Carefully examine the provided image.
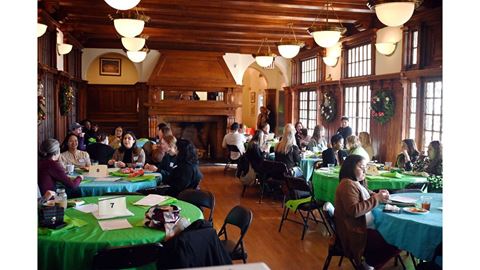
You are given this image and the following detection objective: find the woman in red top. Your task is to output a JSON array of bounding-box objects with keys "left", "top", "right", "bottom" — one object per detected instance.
[{"left": 38, "top": 138, "right": 83, "bottom": 195}]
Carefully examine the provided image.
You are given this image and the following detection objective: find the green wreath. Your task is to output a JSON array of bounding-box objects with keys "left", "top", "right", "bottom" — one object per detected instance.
[
  {"left": 320, "top": 91, "right": 336, "bottom": 122},
  {"left": 59, "top": 83, "right": 74, "bottom": 116},
  {"left": 371, "top": 90, "right": 395, "bottom": 124}
]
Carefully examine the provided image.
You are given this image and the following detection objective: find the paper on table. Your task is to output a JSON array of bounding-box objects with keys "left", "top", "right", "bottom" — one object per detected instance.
[
  {"left": 133, "top": 194, "right": 169, "bottom": 206},
  {"left": 75, "top": 203, "right": 98, "bottom": 213},
  {"left": 98, "top": 219, "right": 132, "bottom": 231},
  {"left": 94, "top": 177, "right": 121, "bottom": 182},
  {"left": 389, "top": 195, "right": 417, "bottom": 204},
  {"left": 92, "top": 209, "right": 134, "bottom": 220}
]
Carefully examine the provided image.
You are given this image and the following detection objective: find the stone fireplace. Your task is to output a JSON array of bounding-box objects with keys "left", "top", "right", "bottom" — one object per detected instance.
[{"left": 145, "top": 50, "right": 243, "bottom": 160}]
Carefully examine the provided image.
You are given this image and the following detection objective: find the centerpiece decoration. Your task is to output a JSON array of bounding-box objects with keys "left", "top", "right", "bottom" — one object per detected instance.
[
  {"left": 59, "top": 83, "right": 74, "bottom": 116},
  {"left": 371, "top": 90, "right": 395, "bottom": 124},
  {"left": 38, "top": 79, "right": 47, "bottom": 124},
  {"left": 320, "top": 91, "right": 336, "bottom": 122}
]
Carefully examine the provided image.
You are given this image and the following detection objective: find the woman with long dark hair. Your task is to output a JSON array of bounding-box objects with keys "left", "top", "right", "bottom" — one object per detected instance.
[
  {"left": 334, "top": 155, "right": 400, "bottom": 269},
  {"left": 59, "top": 133, "right": 92, "bottom": 169},
  {"left": 395, "top": 139, "right": 420, "bottom": 171},
  {"left": 414, "top": 140, "right": 443, "bottom": 176},
  {"left": 307, "top": 124, "right": 328, "bottom": 152},
  {"left": 108, "top": 131, "right": 145, "bottom": 168},
  {"left": 166, "top": 139, "right": 203, "bottom": 197},
  {"left": 246, "top": 130, "right": 266, "bottom": 172}
]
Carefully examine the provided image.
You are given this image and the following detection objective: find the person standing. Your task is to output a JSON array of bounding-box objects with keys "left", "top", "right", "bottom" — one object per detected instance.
[
  {"left": 222, "top": 122, "right": 246, "bottom": 161},
  {"left": 256, "top": 106, "right": 270, "bottom": 130},
  {"left": 266, "top": 105, "right": 276, "bottom": 134},
  {"left": 336, "top": 116, "right": 353, "bottom": 148}
]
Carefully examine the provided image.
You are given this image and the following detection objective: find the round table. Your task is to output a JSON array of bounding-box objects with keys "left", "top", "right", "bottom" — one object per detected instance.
[
  {"left": 38, "top": 195, "right": 203, "bottom": 270},
  {"left": 299, "top": 157, "right": 321, "bottom": 181},
  {"left": 78, "top": 175, "right": 160, "bottom": 197},
  {"left": 312, "top": 169, "right": 428, "bottom": 203},
  {"left": 372, "top": 193, "right": 442, "bottom": 261}
]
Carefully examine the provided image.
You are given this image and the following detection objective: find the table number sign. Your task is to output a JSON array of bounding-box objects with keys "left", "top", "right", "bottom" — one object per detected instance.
[{"left": 93, "top": 197, "right": 134, "bottom": 219}]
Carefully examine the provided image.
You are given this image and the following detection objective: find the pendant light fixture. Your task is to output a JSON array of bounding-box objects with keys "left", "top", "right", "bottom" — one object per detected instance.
[
  {"left": 57, "top": 43, "right": 73, "bottom": 55},
  {"left": 127, "top": 48, "right": 149, "bottom": 63},
  {"left": 104, "top": 0, "right": 141, "bottom": 10},
  {"left": 109, "top": 12, "right": 150, "bottom": 38},
  {"left": 375, "top": 26, "right": 402, "bottom": 56},
  {"left": 254, "top": 38, "right": 276, "bottom": 68},
  {"left": 308, "top": 1, "right": 346, "bottom": 48},
  {"left": 367, "top": 0, "right": 422, "bottom": 27},
  {"left": 276, "top": 23, "right": 305, "bottom": 59},
  {"left": 37, "top": 23, "right": 47, "bottom": 37},
  {"left": 121, "top": 36, "right": 147, "bottom": 51},
  {"left": 323, "top": 42, "right": 342, "bottom": 67}
]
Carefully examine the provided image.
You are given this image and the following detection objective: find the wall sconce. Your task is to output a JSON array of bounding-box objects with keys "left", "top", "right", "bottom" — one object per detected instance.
[
  {"left": 375, "top": 26, "right": 402, "bottom": 56},
  {"left": 323, "top": 42, "right": 341, "bottom": 67},
  {"left": 37, "top": 23, "right": 47, "bottom": 38},
  {"left": 57, "top": 43, "right": 73, "bottom": 55}
]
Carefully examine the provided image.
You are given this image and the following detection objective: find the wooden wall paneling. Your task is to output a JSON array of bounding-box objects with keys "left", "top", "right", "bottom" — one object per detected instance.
[{"left": 136, "top": 83, "right": 150, "bottom": 138}]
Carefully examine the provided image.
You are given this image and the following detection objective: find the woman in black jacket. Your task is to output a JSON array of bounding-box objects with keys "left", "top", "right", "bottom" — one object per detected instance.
[
  {"left": 166, "top": 139, "right": 203, "bottom": 197},
  {"left": 246, "top": 130, "right": 267, "bottom": 172}
]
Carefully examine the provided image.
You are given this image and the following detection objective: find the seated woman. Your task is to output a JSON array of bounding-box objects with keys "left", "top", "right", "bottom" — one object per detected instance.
[
  {"left": 144, "top": 134, "right": 178, "bottom": 182},
  {"left": 38, "top": 138, "right": 83, "bottom": 195},
  {"left": 144, "top": 124, "right": 173, "bottom": 164},
  {"left": 108, "top": 131, "right": 145, "bottom": 168},
  {"left": 359, "top": 132, "right": 374, "bottom": 161},
  {"left": 86, "top": 133, "right": 115, "bottom": 165},
  {"left": 59, "top": 133, "right": 92, "bottom": 169},
  {"left": 165, "top": 139, "right": 203, "bottom": 197},
  {"left": 414, "top": 140, "right": 443, "bottom": 176},
  {"left": 396, "top": 139, "right": 420, "bottom": 171},
  {"left": 108, "top": 126, "right": 123, "bottom": 150},
  {"left": 246, "top": 130, "right": 267, "bottom": 172},
  {"left": 346, "top": 135, "right": 370, "bottom": 163},
  {"left": 275, "top": 123, "right": 302, "bottom": 174},
  {"left": 334, "top": 155, "right": 400, "bottom": 269},
  {"left": 307, "top": 125, "right": 328, "bottom": 152},
  {"left": 321, "top": 134, "right": 348, "bottom": 167},
  {"left": 294, "top": 121, "right": 309, "bottom": 149}
]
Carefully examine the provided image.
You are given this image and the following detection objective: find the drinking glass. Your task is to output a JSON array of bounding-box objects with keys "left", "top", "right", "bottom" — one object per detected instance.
[
  {"left": 384, "top": 161, "right": 392, "bottom": 171},
  {"left": 66, "top": 164, "right": 75, "bottom": 175},
  {"left": 420, "top": 196, "right": 432, "bottom": 210},
  {"left": 327, "top": 163, "right": 335, "bottom": 174}
]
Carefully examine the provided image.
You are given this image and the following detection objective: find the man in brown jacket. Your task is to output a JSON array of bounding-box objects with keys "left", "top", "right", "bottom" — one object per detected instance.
[{"left": 334, "top": 155, "right": 399, "bottom": 269}]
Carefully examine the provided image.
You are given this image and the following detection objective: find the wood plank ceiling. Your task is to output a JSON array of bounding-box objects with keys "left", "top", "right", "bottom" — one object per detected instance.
[{"left": 40, "top": 0, "right": 379, "bottom": 55}]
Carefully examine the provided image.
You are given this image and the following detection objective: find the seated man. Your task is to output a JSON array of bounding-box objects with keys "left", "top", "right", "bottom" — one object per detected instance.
[
  {"left": 222, "top": 122, "right": 246, "bottom": 161},
  {"left": 321, "top": 134, "right": 348, "bottom": 167},
  {"left": 86, "top": 133, "right": 115, "bottom": 165}
]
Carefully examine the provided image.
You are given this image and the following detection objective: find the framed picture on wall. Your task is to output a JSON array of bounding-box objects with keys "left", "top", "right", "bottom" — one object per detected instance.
[
  {"left": 250, "top": 91, "right": 256, "bottom": 103},
  {"left": 99, "top": 58, "right": 121, "bottom": 76}
]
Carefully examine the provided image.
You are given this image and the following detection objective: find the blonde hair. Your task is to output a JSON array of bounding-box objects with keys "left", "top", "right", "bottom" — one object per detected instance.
[
  {"left": 346, "top": 135, "right": 361, "bottom": 149},
  {"left": 358, "top": 132, "right": 372, "bottom": 147},
  {"left": 275, "top": 123, "right": 297, "bottom": 154},
  {"left": 163, "top": 134, "right": 177, "bottom": 153}
]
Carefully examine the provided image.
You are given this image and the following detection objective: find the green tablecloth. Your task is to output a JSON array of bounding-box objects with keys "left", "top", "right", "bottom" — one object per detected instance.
[
  {"left": 312, "top": 169, "right": 428, "bottom": 203},
  {"left": 38, "top": 195, "right": 203, "bottom": 270}
]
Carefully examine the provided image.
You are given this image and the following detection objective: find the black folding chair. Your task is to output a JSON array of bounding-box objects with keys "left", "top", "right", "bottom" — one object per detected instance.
[
  {"left": 177, "top": 189, "right": 215, "bottom": 222},
  {"left": 92, "top": 242, "right": 163, "bottom": 270},
  {"left": 278, "top": 176, "right": 327, "bottom": 240},
  {"left": 140, "top": 184, "right": 172, "bottom": 196},
  {"left": 416, "top": 242, "right": 442, "bottom": 270},
  {"left": 218, "top": 205, "right": 253, "bottom": 264},
  {"left": 224, "top": 144, "right": 242, "bottom": 174},
  {"left": 257, "top": 160, "right": 289, "bottom": 204}
]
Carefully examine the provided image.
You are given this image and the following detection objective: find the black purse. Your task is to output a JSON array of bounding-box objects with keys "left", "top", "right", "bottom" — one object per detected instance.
[{"left": 39, "top": 205, "right": 66, "bottom": 229}]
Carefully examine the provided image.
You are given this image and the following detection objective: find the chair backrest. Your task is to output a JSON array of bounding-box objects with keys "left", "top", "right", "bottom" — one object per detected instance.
[
  {"left": 177, "top": 189, "right": 215, "bottom": 221},
  {"left": 226, "top": 144, "right": 241, "bottom": 153},
  {"left": 284, "top": 175, "right": 311, "bottom": 200},
  {"left": 260, "top": 160, "right": 289, "bottom": 180},
  {"left": 92, "top": 242, "right": 163, "bottom": 270},
  {"left": 322, "top": 202, "right": 336, "bottom": 235},
  {"left": 218, "top": 205, "right": 253, "bottom": 253}
]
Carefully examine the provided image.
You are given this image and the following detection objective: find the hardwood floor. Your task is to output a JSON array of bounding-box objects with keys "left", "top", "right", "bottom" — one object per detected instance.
[{"left": 197, "top": 165, "right": 415, "bottom": 270}]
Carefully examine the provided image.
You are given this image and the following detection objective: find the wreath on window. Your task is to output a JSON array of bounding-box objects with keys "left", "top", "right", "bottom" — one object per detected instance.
[
  {"left": 320, "top": 91, "right": 336, "bottom": 122},
  {"left": 371, "top": 90, "right": 395, "bottom": 124},
  {"left": 59, "top": 83, "right": 74, "bottom": 116},
  {"left": 38, "top": 79, "right": 46, "bottom": 125}
]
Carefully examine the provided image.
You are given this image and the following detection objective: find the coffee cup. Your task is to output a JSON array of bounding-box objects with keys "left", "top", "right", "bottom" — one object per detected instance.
[{"left": 66, "top": 164, "right": 75, "bottom": 175}]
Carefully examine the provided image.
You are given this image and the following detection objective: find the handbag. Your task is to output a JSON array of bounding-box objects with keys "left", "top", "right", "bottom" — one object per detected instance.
[
  {"left": 38, "top": 205, "right": 66, "bottom": 229},
  {"left": 144, "top": 204, "right": 181, "bottom": 230},
  {"left": 290, "top": 166, "right": 304, "bottom": 178}
]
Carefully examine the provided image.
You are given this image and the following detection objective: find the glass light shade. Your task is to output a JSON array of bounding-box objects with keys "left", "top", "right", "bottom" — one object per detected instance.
[
  {"left": 311, "top": 30, "right": 342, "bottom": 48},
  {"left": 326, "top": 42, "right": 342, "bottom": 58},
  {"left": 114, "top": 19, "right": 145, "bottom": 38},
  {"left": 255, "top": 55, "right": 275, "bottom": 68},
  {"left": 37, "top": 23, "right": 47, "bottom": 37},
  {"left": 57, "top": 43, "right": 73, "bottom": 55},
  {"left": 104, "top": 0, "right": 141, "bottom": 10},
  {"left": 375, "top": 42, "right": 396, "bottom": 55},
  {"left": 127, "top": 50, "right": 147, "bottom": 63},
  {"left": 375, "top": 2, "right": 415, "bottom": 27},
  {"left": 121, "top": 37, "right": 146, "bottom": 51},
  {"left": 323, "top": 56, "right": 338, "bottom": 67},
  {"left": 376, "top": 26, "right": 402, "bottom": 43},
  {"left": 277, "top": 44, "right": 301, "bottom": 59}
]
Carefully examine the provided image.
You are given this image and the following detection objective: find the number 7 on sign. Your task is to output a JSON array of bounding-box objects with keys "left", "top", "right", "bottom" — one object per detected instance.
[{"left": 98, "top": 197, "right": 127, "bottom": 216}]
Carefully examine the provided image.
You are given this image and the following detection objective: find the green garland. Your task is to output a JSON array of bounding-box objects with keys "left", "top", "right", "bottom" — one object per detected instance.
[
  {"left": 320, "top": 91, "right": 336, "bottom": 122},
  {"left": 371, "top": 90, "right": 395, "bottom": 124},
  {"left": 59, "top": 83, "right": 74, "bottom": 116}
]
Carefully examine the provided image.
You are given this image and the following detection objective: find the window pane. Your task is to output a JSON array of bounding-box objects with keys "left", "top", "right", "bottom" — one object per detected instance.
[
  {"left": 434, "top": 99, "right": 441, "bottom": 114},
  {"left": 435, "top": 82, "right": 442, "bottom": 97},
  {"left": 426, "top": 99, "right": 433, "bottom": 114},
  {"left": 411, "top": 99, "right": 416, "bottom": 113},
  {"left": 410, "top": 114, "right": 416, "bottom": 127},
  {"left": 411, "top": 83, "right": 417, "bottom": 97},
  {"left": 409, "top": 129, "right": 416, "bottom": 139},
  {"left": 425, "top": 115, "right": 433, "bottom": 130},
  {"left": 426, "top": 82, "right": 434, "bottom": 97},
  {"left": 433, "top": 132, "right": 440, "bottom": 141},
  {"left": 433, "top": 116, "right": 441, "bottom": 131}
]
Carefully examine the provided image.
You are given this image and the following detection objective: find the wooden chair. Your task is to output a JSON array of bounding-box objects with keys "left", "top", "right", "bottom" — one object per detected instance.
[
  {"left": 92, "top": 242, "right": 163, "bottom": 269},
  {"left": 177, "top": 189, "right": 215, "bottom": 222},
  {"left": 218, "top": 205, "right": 253, "bottom": 264}
]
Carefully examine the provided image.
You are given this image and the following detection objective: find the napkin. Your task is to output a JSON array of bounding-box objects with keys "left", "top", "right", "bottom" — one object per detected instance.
[
  {"left": 383, "top": 204, "right": 401, "bottom": 213},
  {"left": 38, "top": 215, "right": 87, "bottom": 236}
]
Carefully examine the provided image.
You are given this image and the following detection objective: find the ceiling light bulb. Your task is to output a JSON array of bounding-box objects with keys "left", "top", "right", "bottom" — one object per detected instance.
[
  {"left": 104, "top": 0, "right": 141, "bottom": 10},
  {"left": 121, "top": 37, "right": 146, "bottom": 51}
]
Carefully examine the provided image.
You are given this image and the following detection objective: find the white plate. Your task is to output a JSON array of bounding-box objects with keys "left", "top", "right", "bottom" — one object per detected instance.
[{"left": 403, "top": 207, "right": 429, "bottom": 215}]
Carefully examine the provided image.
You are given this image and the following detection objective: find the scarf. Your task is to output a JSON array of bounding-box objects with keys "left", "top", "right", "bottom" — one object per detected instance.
[{"left": 353, "top": 181, "right": 375, "bottom": 229}]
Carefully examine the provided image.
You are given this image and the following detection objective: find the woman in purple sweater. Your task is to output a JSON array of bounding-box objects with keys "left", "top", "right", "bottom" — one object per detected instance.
[{"left": 38, "top": 138, "right": 83, "bottom": 195}]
